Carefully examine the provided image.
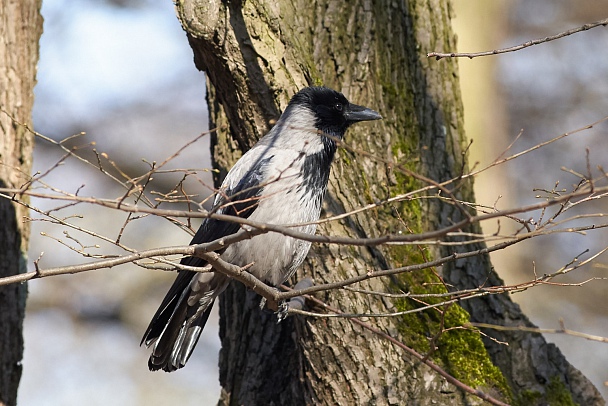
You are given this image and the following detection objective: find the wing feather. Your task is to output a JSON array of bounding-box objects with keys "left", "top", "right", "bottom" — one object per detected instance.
[{"left": 142, "top": 151, "right": 274, "bottom": 371}]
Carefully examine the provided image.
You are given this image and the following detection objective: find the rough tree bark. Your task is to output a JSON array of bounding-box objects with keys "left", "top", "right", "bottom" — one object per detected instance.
[
  {"left": 0, "top": 0, "right": 42, "bottom": 405},
  {"left": 175, "top": 0, "right": 604, "bottom": 405}
]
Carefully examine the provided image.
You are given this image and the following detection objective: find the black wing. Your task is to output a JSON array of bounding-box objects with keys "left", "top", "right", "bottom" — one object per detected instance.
[
  {"left": 184, "top": 154, "right": 275, "bottom": 266},
  {"left": 141, "top": 154, "right": 274, "bottom": 369}
]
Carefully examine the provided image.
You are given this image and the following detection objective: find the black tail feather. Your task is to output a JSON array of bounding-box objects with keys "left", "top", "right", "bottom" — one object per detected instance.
[
  {"left": 147, "top": 300, "right": 214, "bottom": 372},
  {"left": 147, "top": 296, "right": 189, "bottom": 371},
  {"left": 142, "top": 269, "right": 227, "bottom": 372},
  {"left": 142, "top": 270, "right": 195, "bottom": 347}
]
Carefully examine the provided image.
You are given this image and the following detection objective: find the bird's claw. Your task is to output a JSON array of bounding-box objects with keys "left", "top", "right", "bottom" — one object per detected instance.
[
  {"left": 276, "top": 301, "right": 289, "bottom": 323},
  {"left": 275, "top": 277, "right": 314, "bottom": 323}
]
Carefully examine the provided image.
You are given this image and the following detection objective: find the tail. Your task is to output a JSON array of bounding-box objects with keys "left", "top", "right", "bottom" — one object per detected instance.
[{"left": 141, "top": 270, "right": 227, "bottom": 372}]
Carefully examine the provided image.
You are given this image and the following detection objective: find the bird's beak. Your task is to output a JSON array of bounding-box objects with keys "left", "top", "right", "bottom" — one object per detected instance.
[{"left": 345, "top": 103, "right": 382, "bottom": 122}]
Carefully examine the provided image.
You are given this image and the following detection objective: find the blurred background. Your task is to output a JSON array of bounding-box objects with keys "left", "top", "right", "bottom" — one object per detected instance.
[{"left": 20, "top": 0, "right": 608, "bottom": 404}]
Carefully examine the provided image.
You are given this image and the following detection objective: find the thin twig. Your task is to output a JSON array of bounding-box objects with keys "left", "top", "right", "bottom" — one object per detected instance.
[
  {"left": 470, "top": 321, "right": 608, "bottom": 344},
  {"left": 428, "top": 18, "right": 608, "bottom": 60}
]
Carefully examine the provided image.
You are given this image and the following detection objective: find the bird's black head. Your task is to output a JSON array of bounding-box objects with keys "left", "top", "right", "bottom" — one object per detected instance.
[{"left": 288, "top": 87, "right": 382, "bottom": 138}]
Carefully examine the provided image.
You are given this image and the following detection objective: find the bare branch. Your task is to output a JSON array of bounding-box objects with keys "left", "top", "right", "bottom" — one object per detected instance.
[
  {"left": 4, "top": 181, "right": 608, "bottom": 250},
  {"left": 469, "top": 321, "right": 608, "bottom": 344},
  {"left": 428, "top": 18, "right": 608, "bottom": 60}
]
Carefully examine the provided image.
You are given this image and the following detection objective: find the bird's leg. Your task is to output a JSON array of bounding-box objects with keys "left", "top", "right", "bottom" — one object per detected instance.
[{"left": 276, "top": 277, "right": 314, "bottom": 323}]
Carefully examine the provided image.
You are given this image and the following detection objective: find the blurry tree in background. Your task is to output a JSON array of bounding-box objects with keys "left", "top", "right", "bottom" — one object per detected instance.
[
  {"left": 0, "top": 0, "right": 42, "bottom": 405},
  {"left": 500, "top": 3, "right": 608, "bottom": 320},
  {"left": 455, "top": 3, "right": 608, "bottom": 401}
]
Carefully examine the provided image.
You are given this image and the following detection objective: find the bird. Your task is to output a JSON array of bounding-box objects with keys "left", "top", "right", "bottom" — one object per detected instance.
[{"left": 142, "top": 86, "right": 382, "bottom": 372}]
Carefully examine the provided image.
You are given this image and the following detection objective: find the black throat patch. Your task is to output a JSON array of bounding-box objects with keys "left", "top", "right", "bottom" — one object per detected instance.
[{"left": 298, "top": 135, "right": 337, "bottom": 205}]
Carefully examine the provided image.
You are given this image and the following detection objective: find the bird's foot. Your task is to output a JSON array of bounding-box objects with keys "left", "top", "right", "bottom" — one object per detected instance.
[
  {"left": 276, "top": 301, "right": 290, "bottom": 323},
  {"left": 275, "top": 277, "right": 314, "bottom": 323}
]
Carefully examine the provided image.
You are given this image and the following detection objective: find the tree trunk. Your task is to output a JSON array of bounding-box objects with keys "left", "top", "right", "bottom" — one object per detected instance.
[
  {"left": 0, "top": 0, "right": 42, "bottom": 405},
  {"left": 176, "top": 0, "right": 604, "bottom": 404}
]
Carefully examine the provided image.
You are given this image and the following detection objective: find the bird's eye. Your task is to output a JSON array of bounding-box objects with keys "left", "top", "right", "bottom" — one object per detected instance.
[{"left": 334, "top": 103, "right": 343, "bottom": 112}]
